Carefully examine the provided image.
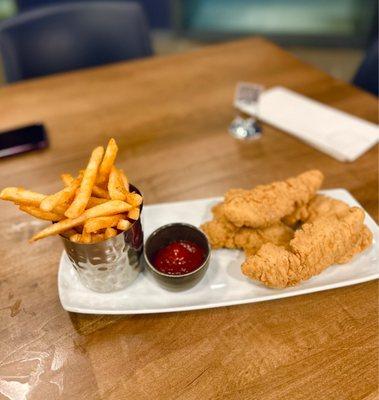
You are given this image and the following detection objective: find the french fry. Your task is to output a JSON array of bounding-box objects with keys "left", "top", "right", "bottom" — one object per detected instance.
[
  {"left": 81, "top": 230, "right": 92, "bottom": 244},
  {"left": 61, "top": 173, "right": 74, "bottom": 186},
  {"left": 125, "top": 192, "right": 143, "bottom": 207},
  {"left": 40, "top": 173, "right": 82, "bottom": 212},
  {"left": 84, "top": 215, "right": 122, "bottom": 233},
  {"left": 57, "top": 173, "right": 83, "bottom": 203},
  {"left": 65, "top": 146, "right": 104, "bottom": 219},
  {"left": 1, "top": 139, "right": 143, "bottom": 245},
  {"left": 70, "top": 231, "right": 94, "bottom": 244},
  {"left": 108, "top": 166, "right": 127, "bottom": 201},
  {"left": 91, "top": 233, "right": 105, "bottom": 243},
  {"left": 14, "top": 195, "right": 67, "bottom": 216},
  {"left": 69, "top": 233, "right": 82, "bottom": 243},
  {"left": 0, "top": 187, "right": 46, "bottom": 207},
  {"left": 104, "top": 227, "right": 117, "bottom": 239},
  {"left": 86, "top": 197, "right": 108, "bottom": 208},
  {"left": 31, "top": 200, "right": 132, "bottom": 241},
  {"left": 119, "top": 169, "right": 129, "bottom": 192},
  {"left": 19, "top": 205, "right": 64, "bottom": 221},
  {"left": 117, "top": 219, "right": 131, "bottom": 231},
  {"left": 61, "top": 229, "right": 78, "bottom": 238},
  {"left": 97, "top": 138, "right": 118, "bottom": 186},
  {"left": 128, "top": 207, "right": 140, "bottom": 220},
  {"left": 92, "top": 185, "right": 110, "bottom": 199},
  {"left": 44, "top": 203, "right": 68, "bottom": 216}
]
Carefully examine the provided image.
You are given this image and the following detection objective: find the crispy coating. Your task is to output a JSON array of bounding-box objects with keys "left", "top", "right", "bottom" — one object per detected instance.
[
  {"left": 283, "top": 194, "right": 351, "bottom": 227},
  {"left": 201, "top": 203, "right": 294, "bottom": 254},
  {"left": 223, "top": 170, "right": 324, "bottom": 228},
  {"left": 241, "top": 207, "right": 373, "bottom": 288}
]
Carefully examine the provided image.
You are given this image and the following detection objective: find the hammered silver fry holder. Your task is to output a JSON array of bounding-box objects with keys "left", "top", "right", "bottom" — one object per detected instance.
[{"left": 61, "top": 186, "right": 144, "bottom": 293}]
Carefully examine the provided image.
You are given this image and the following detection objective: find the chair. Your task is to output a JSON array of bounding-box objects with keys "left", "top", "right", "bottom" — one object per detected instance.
[
  {"left": 0, "top": 1, "right": 153, "bottom": 83},
  {"left": 353, "top": 39, "right": 378, "bottom": 96},
  {"left": 15, "top": 0, "right": 171, "bottom": 29},
  {"left": 16, "top": 0, "right": 78, "bottom": 11}
]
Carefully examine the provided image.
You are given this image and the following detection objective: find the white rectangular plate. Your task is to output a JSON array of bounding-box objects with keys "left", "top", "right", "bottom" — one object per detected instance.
[{"left": 58, "top": 189, "right": 379, "bottom": 314}]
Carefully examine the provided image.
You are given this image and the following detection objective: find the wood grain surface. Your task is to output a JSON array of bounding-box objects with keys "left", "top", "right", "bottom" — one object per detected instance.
[{"left": 0, "top": 38, "right": 377, "bottom": 400}]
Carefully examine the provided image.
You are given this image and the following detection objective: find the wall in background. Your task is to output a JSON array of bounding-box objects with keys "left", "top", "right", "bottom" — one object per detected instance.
[{"left": 174, "top": 0, "right": 377, "bottom": 47}]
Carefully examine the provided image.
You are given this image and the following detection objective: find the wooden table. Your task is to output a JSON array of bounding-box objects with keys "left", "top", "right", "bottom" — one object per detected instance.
[{"left": 0, "top": 38, "right": 377, "bottom": 400}]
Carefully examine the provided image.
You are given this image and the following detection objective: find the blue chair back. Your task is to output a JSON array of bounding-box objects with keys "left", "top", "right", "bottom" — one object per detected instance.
[
  {"left": 16, "top": 0, "right": 79, "bottom": 11},
  {"left": 16, "top": 0, "right": 171, "bottom": 29},
  {"left": 0, "top": 1, "right": 153, "bottom": 83},
  {"left": 353, "top": 39, "right": 378, "bottom": 96}
]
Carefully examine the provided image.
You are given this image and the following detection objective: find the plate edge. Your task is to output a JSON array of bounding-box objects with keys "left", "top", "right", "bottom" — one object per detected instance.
[{"left": 60, "top": 274, "right": 379, "bottom": 315}]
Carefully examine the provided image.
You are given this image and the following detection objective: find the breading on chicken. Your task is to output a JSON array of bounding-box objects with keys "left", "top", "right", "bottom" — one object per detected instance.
[
  {"left": 201, "top": 203, "right": 294, "bottom": 254},
  {"left": 282, "top": 194, "right": 351, "bottom": 227},
  {"left": 201, "top": 204, "right": 238, "bottom": 249},
  {"left": 222, "top": 170, "right": 324, "bottom": 228},
  {"left": 241, "top": 207, "right": 373, "bottom": 288},
  {"left": 201, "top": 170, "right": 373, "bottom": 288}
]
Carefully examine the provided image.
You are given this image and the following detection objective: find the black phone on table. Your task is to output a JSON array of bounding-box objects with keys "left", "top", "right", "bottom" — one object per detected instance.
[{"left": 0, "top": 124, "right": 49, "bottom": 158}]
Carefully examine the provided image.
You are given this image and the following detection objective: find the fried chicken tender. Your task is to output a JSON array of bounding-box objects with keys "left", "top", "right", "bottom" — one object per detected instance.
[
  {"left": 282, "top": 194, "right": 351, "bottom": 227},
  {"left": 201, "top": 203, "right": 294, "bottom": 254},
  {"left": 223, "top": 170, "right": 324, "bottom": 228},
  {"left": 241, "top": 207, "right": 373, "bottom": 288}
]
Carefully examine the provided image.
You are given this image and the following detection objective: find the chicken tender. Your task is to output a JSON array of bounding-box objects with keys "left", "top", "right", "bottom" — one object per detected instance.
[
  {"left": 201, "top": 203, "right": 294, "bottom": 254},
  {"left": 223, "top": 170, "right": 324, "bottom": 228},
  {"left": 241, "top": 207, "right": 373, "bottom": 288},
  {"left": 283, "top": 194, "right": 351, "bottom": 227}
]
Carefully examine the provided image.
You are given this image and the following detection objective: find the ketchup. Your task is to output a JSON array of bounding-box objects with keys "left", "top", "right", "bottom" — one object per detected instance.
[{"left": 153, "top": 240, "right": 205, "bottom": 275}]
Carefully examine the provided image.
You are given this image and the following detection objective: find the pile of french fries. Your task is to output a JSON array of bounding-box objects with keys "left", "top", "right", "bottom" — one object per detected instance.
[{"left": 0, "top": 138, "right": 142, "bottom": 243}]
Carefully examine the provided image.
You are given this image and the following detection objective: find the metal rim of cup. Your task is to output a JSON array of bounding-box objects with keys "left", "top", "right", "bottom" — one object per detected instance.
[{"left": 143, "top": 222, "right": 211, "bottom": 279}]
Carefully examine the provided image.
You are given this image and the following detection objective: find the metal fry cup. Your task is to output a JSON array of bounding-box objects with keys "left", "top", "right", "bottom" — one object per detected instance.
[{"left": 61, "top": 185, "right": 143, "bottom": 293}]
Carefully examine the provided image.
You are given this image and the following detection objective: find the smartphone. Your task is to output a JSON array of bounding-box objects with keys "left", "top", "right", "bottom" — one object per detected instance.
[{"left": 0, "top": 124, "right": 49, "bottom": 158}]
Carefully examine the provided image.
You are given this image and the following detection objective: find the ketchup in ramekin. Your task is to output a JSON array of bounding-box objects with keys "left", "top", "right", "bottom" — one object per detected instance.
[
  {"left": 153, "top": 240, "right": 206, "bottom": 275},
  {"left": 144, "top": 223, "right": 210, "bottom": 289}
]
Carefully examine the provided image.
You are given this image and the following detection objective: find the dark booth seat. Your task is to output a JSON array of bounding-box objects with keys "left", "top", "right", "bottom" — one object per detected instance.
[{"left": 0, "top": 1, "right": 153, "bottom": 83}]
